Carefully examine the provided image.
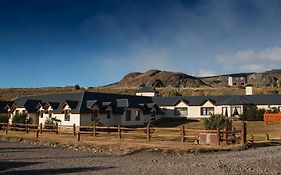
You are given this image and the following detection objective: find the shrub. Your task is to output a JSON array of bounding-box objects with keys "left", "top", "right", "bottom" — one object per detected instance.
[
  {"left": 0, "top": 114, "right": 9, "bottom": 123},
  {"left": 240, "top": 106, "right": 265, "bottom": 121},
  {"left": 204, "top": 114, "right": 232, "bottom": 130},
  {"left": 44, "top": 117, "right": 61, "bottom": 129},
  {"left": 12, "top": 112, "right": 32, "bottom": 124}
]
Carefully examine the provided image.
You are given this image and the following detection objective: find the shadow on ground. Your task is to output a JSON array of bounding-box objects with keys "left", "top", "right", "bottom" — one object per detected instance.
[{"left": 2, "top": 165, "right": 115, "bottom": 175}]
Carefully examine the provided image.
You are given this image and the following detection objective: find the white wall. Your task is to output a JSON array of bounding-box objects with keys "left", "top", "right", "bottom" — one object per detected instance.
[{"left": 136, "top": 92, "right": 156, "bottom": 97}]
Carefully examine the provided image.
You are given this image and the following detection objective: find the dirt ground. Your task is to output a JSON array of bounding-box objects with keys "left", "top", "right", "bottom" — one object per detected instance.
[{"left": 1, "top": 138, "right": 281, "bottom": 175}]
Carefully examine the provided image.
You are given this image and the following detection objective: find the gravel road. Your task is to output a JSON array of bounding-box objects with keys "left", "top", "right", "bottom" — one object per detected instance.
[{"left": 1, "top": 140, "right": 281, "bottom": 175}]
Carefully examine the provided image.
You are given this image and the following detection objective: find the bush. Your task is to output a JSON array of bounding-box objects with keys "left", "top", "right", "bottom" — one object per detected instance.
[
  {"left": 204, "top": 114, "right": 232, "bottom": 130},
  {"left": 12, "top": 112, "right": 32, "bottom": 124},
  {"left": 240, "top": 106, "right": 265, "bottom": 121},
  {"left": 0, "top": 114, "right": 9, "bottom": 123}
]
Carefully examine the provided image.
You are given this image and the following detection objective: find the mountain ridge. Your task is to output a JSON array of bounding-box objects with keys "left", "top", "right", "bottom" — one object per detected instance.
[{"left": 106, "top": 69, "right": 281, "bottom": 88}]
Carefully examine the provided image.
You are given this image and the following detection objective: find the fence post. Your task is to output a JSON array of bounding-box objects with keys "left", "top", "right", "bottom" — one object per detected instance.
[
  {"left": 181, "top": 126, "right": 185, "bottom": 142},
  {"left": 265, "top": 133, "right": 269, "bottom": 141},
  {"left": 77, "top": 132, "right": 80, "bottom": 142},
  {"left": 36, "top": 130, "right": 39, "bottom": 138},
  {"left": 73, "top": 124, "right": 76, "bottom": 136},
  {"left": 241, "top": 121, "right": 247, "bottom": 144},
  {"left": 118, "top": 125, "right": 121, "bottom": 139},
  {"left": 93, "top": 124, "right": 96, "bottom": 137},
  {"left": 3, "top": 122, "right": 5, "bottom": 131},
  {"left": 217, "top": 128, "right": 221, "bottom": 146},
  {"left": 26, "top": 123, "right": 28, "bottom": 133},
  {"left": 40, "top": 123, "right": 43, "bottom": 134},
  {"left": 147, "top": 124, "right": 150, "bottom": 140},
  {"left": 5, "top": 128, "right": 8, "bottom": 135},
  {"left": 224, "top": 127, "right": 228, "bottom": 145},
  {"left": 55, "top": 123, "right": 58, "bottom": 134},
  {"left": 14, "top": 123, "right": 16, "bottom": 132}
]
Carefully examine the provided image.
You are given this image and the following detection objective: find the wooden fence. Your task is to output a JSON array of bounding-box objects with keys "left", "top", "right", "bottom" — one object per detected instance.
[
  {"left": 0, "top": 122, "right": 247, "bottom": 146},
  {"left": 264, "top": 113, "right": 281, "bottom": 125}
]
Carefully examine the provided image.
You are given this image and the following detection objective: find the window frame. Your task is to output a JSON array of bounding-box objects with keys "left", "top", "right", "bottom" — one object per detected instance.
[
  {"left": 135, "top": 110, "right": 140, "bottom": 121},
  {"left": 64, "top": 110, "right": 70, "bottom": 121},
  {"left": 200, "top": 107, "right": 214, "bottom": 116}
]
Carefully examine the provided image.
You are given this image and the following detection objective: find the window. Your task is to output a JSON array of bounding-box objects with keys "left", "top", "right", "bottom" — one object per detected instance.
[
  {"left": 106, "top": 110, "right": 111, "bottom": 119},
  {"left": 126, "top": 110, "right": 131, "bottom": 121},
  {"left": 231, "top": 107, "right": 241, "bottom": 116},
  {"left": 91, "top": 110, "right": 98, "bottom": 121},
  {"left": 135, "top": 110, "right": 140, "bottom": 121},
  {"left": 233, "top": 83, "right": 237, "bottom": 85},
  {"left": 64, "top": 110, "right": 70, "bottom": 121},
  {"left": 22, "top": 110, "right": 27, "bottom": 114},
  {"left": 200, "top": 107, "right": 214, "bottom": 116},
  {"left": 174, "top": 107, "right": 188, "bottom": 116},
  {"left": 222, "top": 107, "right": 228, "bottom": 117}
]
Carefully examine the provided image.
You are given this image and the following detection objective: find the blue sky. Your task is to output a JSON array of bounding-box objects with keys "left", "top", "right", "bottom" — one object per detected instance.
[{"left": 1, "top": 0, "right": 281, "bottom": 88}]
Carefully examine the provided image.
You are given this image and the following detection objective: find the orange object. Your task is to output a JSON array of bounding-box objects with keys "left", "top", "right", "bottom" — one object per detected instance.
[{"left": 264, "top": 113, "right": 281, "bottom": 125}]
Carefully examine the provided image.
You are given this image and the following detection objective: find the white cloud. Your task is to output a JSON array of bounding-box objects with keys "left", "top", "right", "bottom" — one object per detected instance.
[
  {"left": 198, "top": 69, "right": 215, "bottom": 77},
  {"left": 216, "top": 47, "right": 281, "bottom": 72}
]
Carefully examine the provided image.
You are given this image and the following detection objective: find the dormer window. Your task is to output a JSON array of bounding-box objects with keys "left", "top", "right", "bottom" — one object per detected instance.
[{"left": 64, "top": 110, "right": 70, "bottom": 121}]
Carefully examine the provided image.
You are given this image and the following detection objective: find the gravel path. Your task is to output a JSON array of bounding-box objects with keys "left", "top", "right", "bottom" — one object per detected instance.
[{"left": 1, "top": 140, "right": 281, "bottom": 175}]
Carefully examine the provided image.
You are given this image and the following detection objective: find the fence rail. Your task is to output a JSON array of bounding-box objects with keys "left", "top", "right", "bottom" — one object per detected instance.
[{"left": 0, "top": 122, "right": 246, "bottom": 146}]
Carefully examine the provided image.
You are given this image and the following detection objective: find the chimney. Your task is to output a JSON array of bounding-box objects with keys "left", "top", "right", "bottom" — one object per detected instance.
[{"left": 245, "top": 85, "right": 253, "bottom": 95}]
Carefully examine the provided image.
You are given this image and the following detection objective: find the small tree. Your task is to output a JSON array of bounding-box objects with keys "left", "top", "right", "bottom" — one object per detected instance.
[
  {"left": 240, "top": 106, "right": 265, "bottom": 121},
  {"left": 204, "top": 114, "right": 232, "bottom": 130},
  {"left": 12, "top": 113, "right": 32, "bottom": 124},
  {"left": 92, "top": 115, "right": 102, "bottom": 126},
  {"left": 44, "top": 117, "right": 61, "bottom": 129}
]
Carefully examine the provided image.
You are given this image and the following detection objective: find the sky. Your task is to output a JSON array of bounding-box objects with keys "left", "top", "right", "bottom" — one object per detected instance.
[{"left": 1, "top": 0, "right": 281, "bottom": 88}]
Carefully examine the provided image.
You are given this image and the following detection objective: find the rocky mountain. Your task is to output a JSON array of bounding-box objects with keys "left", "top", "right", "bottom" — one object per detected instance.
[
  {"left": 107, "top": 70, "right": 208, "bottom": 88},
  {"left": 107, "top": 69, "right": 281, "bottom": 88},
  {"left": 202, "top": 69, "right": 281, "bottom": 87}
]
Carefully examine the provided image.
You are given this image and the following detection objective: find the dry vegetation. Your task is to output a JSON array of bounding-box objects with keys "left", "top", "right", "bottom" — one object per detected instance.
[{"left": 0, "top": 86, "right": 280, "bottom": 101}]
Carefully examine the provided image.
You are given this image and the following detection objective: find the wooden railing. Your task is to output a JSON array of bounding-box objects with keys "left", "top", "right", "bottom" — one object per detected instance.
[
  {"left": 264, "top": 113, "right": 281, "bottom": 125},
  {"left": 0, "top": 122, "right": 246, "bottom": 146}
]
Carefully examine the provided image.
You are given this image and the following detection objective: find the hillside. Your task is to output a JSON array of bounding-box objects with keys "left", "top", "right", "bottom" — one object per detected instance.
[
  {"left": 0, "top": 86, "right": 280, "bottom": 101},
  {"left": 106, "top": 70, "right": 208, "bottom": 88},
  {"left": 0, "top": 69, "right": 281, "bottom": 101},
  {"left": 106, "top": 69, "right": 281, "bottom": 88},
  {"left": 202, "top": 69, "right": 281, "bottom": 87}
]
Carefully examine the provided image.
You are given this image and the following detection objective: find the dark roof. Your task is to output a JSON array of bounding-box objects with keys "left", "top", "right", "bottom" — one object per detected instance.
[
  {"left": 218, "top": 96, "right": 252, "bottom": 105},
  {"left": 138, "top": 86, "right": 155, "bottom": 93},
  {"left": 0, "top": 101, "right": 13, "bottom": 113},
  {"left": 152, "top": 94, "right": 281, "bottom": 106},
  {"left": 45, "top": 102, "right": 60, "bottom": 110},
  {"left": 12, "top": 91, "right": 156, "bottom": 114},
  {"left": 86, "top": 100, "right": 98, "bottom": 108}
]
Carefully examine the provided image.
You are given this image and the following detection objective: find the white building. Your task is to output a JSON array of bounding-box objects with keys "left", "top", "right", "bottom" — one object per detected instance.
[{"left": 6, "top": 92, "right": 163, "bottom": 127}]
